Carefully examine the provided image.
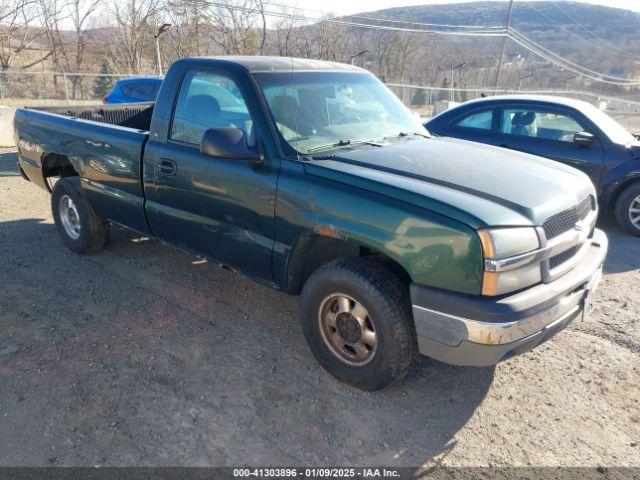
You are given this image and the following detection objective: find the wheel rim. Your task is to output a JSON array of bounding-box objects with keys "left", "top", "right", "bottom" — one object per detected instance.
[
  {"left": 318, "top": 293, "right": 378, "bottom": 366},
  {"left": 59, "top": 194, "right": 81, "bottom": 240},
  {"left": 629, "top": 194, "right": 640, "bottom": 230}
]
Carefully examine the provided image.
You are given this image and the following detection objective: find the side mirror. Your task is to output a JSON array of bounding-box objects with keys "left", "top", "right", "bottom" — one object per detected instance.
[
  {"left": 574, "top": 131, "right": 595, "bottom": 147},
  {"left": 200, "top": 127, "right": 260, "bottom": 160}
]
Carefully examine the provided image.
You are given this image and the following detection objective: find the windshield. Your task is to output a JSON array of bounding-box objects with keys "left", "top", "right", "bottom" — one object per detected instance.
[
  {"left": 255, "top": 71, "right": 428, "bottom": 154},
  {"left": 581, "top": 103, "right": 635, "bottom": 145}
]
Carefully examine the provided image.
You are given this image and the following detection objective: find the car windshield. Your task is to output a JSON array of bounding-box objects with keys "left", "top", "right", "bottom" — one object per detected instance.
[
  {"left": 581, "top": 103, "right": 635, "bottom": 145},
  {"left": 255, "top": 71, "right": 428, "bottom": 154}
]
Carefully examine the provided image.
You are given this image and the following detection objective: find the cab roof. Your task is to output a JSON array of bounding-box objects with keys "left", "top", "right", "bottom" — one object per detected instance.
[{"left": 183, "top": 56, "right": 367, "bottom": 74}]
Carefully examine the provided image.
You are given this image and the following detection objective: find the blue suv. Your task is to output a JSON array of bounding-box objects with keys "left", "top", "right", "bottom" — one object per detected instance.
[{"left": 103, "top": 77, "right": 163, "bottom": 104}]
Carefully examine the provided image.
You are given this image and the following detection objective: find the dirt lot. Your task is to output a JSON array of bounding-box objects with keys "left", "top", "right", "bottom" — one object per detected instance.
[{"left": 0, "top": 150, "right": 639, "bottom": 468}]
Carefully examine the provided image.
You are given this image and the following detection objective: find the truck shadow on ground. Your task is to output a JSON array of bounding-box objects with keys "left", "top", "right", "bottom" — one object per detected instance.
[
  {"left": 596, "top": 217, "right": 640, "bottom": 274},
  {"left": 1, "top": 218, "right": 495, "bottom": 466}
]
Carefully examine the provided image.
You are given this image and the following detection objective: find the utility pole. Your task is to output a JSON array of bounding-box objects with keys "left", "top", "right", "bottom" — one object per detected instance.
[
  {"left": 154, "top": 24, "right": 172, "bottom": 77},
  {"left": 449, "top": 62, "right": 466, "bottom": 102},
  {"left": 494, "top": 0, "right": 515, "bottom": 89}
]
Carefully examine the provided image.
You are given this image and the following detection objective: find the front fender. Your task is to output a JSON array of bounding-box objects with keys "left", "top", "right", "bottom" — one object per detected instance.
[{"left": 273, "top": 161, "right": 484, "bottom": 295}]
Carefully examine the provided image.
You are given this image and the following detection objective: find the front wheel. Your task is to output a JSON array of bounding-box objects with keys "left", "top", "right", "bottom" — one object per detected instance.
[
  {"left": 51, "top": 177, "right": 110, "bottom": 254},
  {"left": 614, "top": 183, "right": 640, "bottom": 237},
  {"left": 299, "top": 258, "right": 416, "bottom": 390}
]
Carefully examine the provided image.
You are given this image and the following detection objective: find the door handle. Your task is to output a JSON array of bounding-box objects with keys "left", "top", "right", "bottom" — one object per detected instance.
[{"left": 157, "top": 159, "right": 176, "bottom": 176}]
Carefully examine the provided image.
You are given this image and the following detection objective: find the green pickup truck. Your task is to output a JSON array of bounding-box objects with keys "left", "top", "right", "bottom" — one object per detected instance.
[{"left": 15, "top": 56, "right": 608, "bottom": 390}]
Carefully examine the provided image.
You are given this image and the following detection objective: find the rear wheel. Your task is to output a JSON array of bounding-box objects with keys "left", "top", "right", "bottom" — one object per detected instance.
[
  {"left": 614, "top": 183, "right": 640, "bottom": 237},
  {"left": 51, "top": 178, "right": 109, "bottom": 253},
  {"left": 299, "top": 257, "right": 416, "bottom": 390}
]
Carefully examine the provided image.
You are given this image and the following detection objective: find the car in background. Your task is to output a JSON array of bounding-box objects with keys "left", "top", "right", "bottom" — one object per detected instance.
[
  {"left": 103, "top": 77, "right": 163, "bottom": 104},
  {"left": 426, "top": 95, "right": 640, "bottom": 236}
]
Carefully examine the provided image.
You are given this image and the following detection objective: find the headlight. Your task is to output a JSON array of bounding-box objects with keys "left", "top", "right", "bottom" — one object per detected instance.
[{"left": 477, "top": 227, "right": 541, "bottom": 296}]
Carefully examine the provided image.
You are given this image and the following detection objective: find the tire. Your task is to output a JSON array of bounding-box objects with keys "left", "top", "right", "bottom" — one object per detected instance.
[
  {"left": 614, "top": 183, "right": 640, "bottom": 237},
  {"left": 299, "top": 257, "right": 416, "bottom": 391},
  {"left": 51, "top": 177, "right": 109, "bottom": 254}
]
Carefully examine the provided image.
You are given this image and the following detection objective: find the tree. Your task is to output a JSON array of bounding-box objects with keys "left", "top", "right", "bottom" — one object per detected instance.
[
  {"left": 93, "top": 57, "right": 116, "bottom": 97},
  {"left": 165, "top": 0, "right": 205, "bottom": 60},
  {"left": 372, "top": 30, "right": 399, "bottom": 82},
  {"left": 271, "top": 5, "right": 299, "bottom": 57},
  {"left": 0, "top": 0, "right": 48, "bottom": 70},
  {"left": 411, "top": 88, "right": 426, "bottom": 106},
  {"left": 437, "top": 77, "right": 449, "bottom": 102},
  {"left": 313, "top": 15, "right": 346, "bottom": 62},
  {"left": 38, "top": 0, "right": 65, "bottom": 73},
  {"left": 65, "top": 0, "right": 104, "bottom": 98},
  {"left": 204, "top": 0, "right": 263, "bottom": 55},
  {"left": 111, "top": 0, "right": 162, "bottom": 73}
]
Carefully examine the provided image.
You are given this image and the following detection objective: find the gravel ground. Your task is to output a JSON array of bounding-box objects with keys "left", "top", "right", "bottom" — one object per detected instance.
[{"left": 0, "top": 150, "right": 639, "bottom": 468}]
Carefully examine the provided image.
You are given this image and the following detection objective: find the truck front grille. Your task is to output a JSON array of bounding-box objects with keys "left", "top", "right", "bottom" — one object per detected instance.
[
  {"left": 542, "top": 196, "right": 593, "bottom": 240},
  {"left": 549, "top": 246, "right": 578, "bottom": 269}
]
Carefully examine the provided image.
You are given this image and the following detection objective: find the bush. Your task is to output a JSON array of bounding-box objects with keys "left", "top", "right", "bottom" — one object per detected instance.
[{"left": 93, "top": 58, "right": 117, "bottom": 99}]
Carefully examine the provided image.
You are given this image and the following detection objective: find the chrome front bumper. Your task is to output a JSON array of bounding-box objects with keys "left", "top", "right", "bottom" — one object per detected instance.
[{"left": 411, "top": 228, "right": 608, "bottom": 367}]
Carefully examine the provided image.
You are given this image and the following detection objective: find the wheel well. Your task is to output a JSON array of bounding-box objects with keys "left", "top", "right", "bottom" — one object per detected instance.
[
  {"left": 41, "top": 153, "right": 78, "bottom": 191},
  {"left": 606, "top": 176, "right": 640, "bottom": 212},
  {"left": 286, "top": 235, "right": 412, "bottom": 294}
]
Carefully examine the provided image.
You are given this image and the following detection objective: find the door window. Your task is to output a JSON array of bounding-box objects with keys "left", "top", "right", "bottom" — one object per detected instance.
[
  {"left": 501, "top": 108, "right": 587, "bottom": 142},
  {"left": 170, "top": 71, "right": 251, "bottom": 145},
  {"left": 455, "top": 110, "right": 493, "bottom": 130}
]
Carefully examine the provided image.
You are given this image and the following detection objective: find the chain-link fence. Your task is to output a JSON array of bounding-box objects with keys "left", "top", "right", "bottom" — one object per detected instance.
[
  {"left": 1, "top": 71, "right": 640, "bottom": 130},
  {"left": 0, "top": 71, "right": 158, "bottom": 106},
  {"left": 386, "top": 83, "right": 640, "bottom": 120}
]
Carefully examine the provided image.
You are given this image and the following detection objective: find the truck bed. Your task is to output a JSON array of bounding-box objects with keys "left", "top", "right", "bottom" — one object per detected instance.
[
  {"left": 14, "top": 104, "right": 151, "bottom": 235},
  {"left": 32, "top": 102, "right": 154, "bottom": 131}
]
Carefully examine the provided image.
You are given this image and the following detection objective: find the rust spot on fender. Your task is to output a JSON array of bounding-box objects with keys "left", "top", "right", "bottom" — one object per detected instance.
[
  {"left": 478, "top": 331, "right": 504, "bottom": 345},
  {"left": 313, "top": 223, "right": 347, "bottom": 240}
]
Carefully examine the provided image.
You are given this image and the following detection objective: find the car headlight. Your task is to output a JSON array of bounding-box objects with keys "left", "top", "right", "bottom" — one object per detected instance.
[{"left": 477, "top": 227, "right": 542, "bottom": 296}]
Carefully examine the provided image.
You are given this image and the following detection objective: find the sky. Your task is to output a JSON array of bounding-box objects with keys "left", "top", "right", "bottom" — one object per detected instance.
[{"left": 293, "top": 0, "right": 640, "bottom": 15}]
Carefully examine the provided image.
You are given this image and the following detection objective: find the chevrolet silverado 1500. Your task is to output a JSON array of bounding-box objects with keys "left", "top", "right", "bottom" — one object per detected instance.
[{"left": 15, "top": 56, "right": 608, "bottom": 390}]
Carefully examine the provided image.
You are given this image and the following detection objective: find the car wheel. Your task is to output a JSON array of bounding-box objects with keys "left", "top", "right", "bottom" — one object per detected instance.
[
  {"left": 614, "top": 183, "right": 640, "bottom": 237},
  {"left": 299, "top": 257, "right": 416, "bottom": 390},
  {"left": 51, "top": 177, "right": 110, "bottom": 253}
]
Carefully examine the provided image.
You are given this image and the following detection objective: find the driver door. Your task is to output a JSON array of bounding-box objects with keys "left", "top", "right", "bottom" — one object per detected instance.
[{"left": 143, "top": 69, "right": 279, "bottom": 281}]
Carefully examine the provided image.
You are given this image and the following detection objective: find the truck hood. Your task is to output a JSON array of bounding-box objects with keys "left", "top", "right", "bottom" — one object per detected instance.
[{"left": 304, "top": 137, "right": 594, "bottom": 228}]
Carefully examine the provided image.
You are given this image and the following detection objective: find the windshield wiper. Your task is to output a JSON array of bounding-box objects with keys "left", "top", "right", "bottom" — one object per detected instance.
[
  {"left": 307, "top": 139, "right": 384, "bottom": 154},
  {"left": 383, "top": 130, "right": 431, "bottom": 140},
  {"left": 308, "top": 131, "right": 430, "bottom": 154}
]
